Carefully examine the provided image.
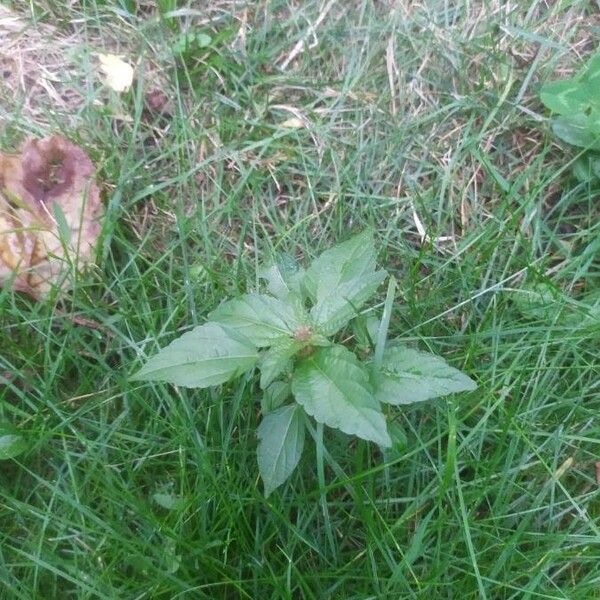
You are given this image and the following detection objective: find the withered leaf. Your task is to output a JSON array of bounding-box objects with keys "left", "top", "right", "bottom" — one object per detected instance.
[
  {"left": 97, "top": 53, "right": 134, "bottom": 93},
  {"left": 0, "top": 135, "right": 102, "bottom": 298}
]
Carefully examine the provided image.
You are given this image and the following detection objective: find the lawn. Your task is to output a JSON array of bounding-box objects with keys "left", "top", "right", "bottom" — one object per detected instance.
[{"left": 1, "top": 1, "right": 599, "bottom": 598}]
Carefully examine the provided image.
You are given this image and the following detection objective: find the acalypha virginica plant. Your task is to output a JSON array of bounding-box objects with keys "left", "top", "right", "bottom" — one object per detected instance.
[{"left": 133, "top": 231, "right": 476, "bottom": 496}]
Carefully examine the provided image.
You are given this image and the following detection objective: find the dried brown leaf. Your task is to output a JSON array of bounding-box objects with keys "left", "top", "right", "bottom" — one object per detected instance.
[{"left": 0, "top": 135, "right": 102, "bottom": 297}]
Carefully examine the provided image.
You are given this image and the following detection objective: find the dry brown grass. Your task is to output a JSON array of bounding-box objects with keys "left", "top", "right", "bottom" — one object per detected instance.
[
  {"left": 0, "top": 6, "right": 90, "bottom": 127},
  {"left": 0, "top": 5, "right": 170, "bottom": 135}
]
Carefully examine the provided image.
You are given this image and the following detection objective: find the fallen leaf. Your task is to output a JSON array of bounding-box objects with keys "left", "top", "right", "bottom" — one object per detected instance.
[
  {"left": 97, "top": 53, "right": 134, "bottom": 93},
  {"left": 279, "top": 117, "right": 305, "bottom": 129},
  {"left": 0, "top": 135, "right": 103, "bottom": 298}
]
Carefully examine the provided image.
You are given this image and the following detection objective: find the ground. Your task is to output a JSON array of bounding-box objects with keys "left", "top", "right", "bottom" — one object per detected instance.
[{"left": 1, "top": 1, "right": 599, "bottom": 598}]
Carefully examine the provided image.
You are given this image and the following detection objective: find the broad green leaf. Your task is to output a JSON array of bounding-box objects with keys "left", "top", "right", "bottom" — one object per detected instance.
[
  {"left": 565, "top": 291, "right": 600, "bottom": 330},
  {"left": 261, "top": 381, "right": 292, "bottom": 414},
  {"left": 572, "top": 154, "right": 600, "bottom": 182},
  {"left": 259, "top": 338, "right": 302, "bottom": 389},
  {"left": 0, "top": 423, "right": 27, "bottom": 460},
  {"left": 305, "top": 231, "right": 387, "bottom": 334},
  {"left": 541, "top": 53, "right": 600, "bottom": 115},
  {"left": 582, "top": 81, "right": 600, "bottom": 114},
  {"left": 551, "top": 114, "right": 600, "bottom": 149},
  {"left": 513, "top": 283, "right": 562, "bottom": 320},
  {"left": 511, "top": 285, "right": 599, "bottom": 330},
  {"left": 161, "top": 539, "right": 181, "bottom": 575},
  {"left": 374, "top": 346, "right": 476, "bottom": 405},
  {"left": 540, "top": 79, "right": 591, "bottom": 115},
  {"left": 582, "top": 52, "right": 600, "bottom": 85},
  {"left": 152, "top": 492, "right": 186, "bottom": 511},
  {"left": 259, "top": 254, "right": 305, "bottom": 302},
  {"left": 132, "top": 322, "right": 257, "bottom": 388},
  {"left": 194, "top": 33, "right": 212, "bottom": 47},
  {"left": 572, "top": 156, "right": 591, "bottom": 183},
  {"left": 305, "top": 230, "right": 378, "bottom": 298},
  {"left": 292, "top": 345, "right": 391, "bottom": 447},
  {"left": 257, "top": 404, "right": 305, "bottom": 496},
  {"left": 173, "top": 31, "right": 212, "bottom": 55},
  {"left": 209, "top": 294, "right": 307, "bottom": 347},
  {"left": 591, "top": 156, "right": 600, "bottom": 179},
  {"left": 309, "top": 333, "right": 332, "bottom": 346},
  {"left": 588, "top": 111, "right": 600, "bottom": 136},
  {"left": 313, "top": 270, "right": 387, "bottom": 336}
]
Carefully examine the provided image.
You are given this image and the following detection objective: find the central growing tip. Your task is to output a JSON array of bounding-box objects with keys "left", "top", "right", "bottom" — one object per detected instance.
[{"left": 293, "top": 325, "right": 313, "bottom": 343}]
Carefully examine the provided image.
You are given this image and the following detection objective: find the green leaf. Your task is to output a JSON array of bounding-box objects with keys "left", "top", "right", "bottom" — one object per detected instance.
[
  {"left": 540, "top": 79, "right": 591, "bottom": 115},
  {"left": 209, "top": 294, "right": 307, "bottom": 347},
  {"left": 513, "top": 283, "right": 562, "bottom": 320},
  {"left": 315, "top": 271, "right": 387, "bottom": 336},
  {"left": 259, "top": 254, "right": 305, "bottom": 302},
  {"left": 590, "top": 156, "right": 600, "bottom": 179},
  {"left": 257, "top": 404, "right": 305, "bottom": 496},
  {"left": 305, "top": 231, "right": 387, "bottom": 334},
  {"left": 551, "top": 114, "right": 600, "bottom": 149},
  {"left": 152, "top": 491, "right": 186, "bottom": 511},
  {"left": 582, "top": 52, "right": 600, "bottom": 85},
  {"left": 374, "top": 346, "right": 477, "bottom": 405},
  {"left": 305, "top": 230, "right": 377, "bottom": 298},
  {"left": 572, "top": 154, "right": 600, "bottom": 182},
  {"left": 0, "top": 423, "right": 27, "bottom": 460},
  {"left": 292, "top": 345, "right": 391, "bottom": 447},
  {"left": 131, "top": 322, "right": 258, "bottom": 388},
  {"left": 173, "top": 31, "right": 212, "bottom": 55},
  {"left": 261, "top": 381, "right": 292, "bottom": 414},
  {"left": 541, "top": 53, "right": 600, "bottom": 116},
  {"left": 195, "top": 33, "right": 212, "bottom": 47},
  {"left": 566, "top": 292, "right": 600, "bottom": 329},
  {"left": 259, "top": 338, "right": 302, "bottom": 389}
]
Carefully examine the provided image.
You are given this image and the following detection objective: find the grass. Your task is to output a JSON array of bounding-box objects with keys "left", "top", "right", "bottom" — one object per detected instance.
[{"left": 1, "top": 0, "right": 600, "bottom": 598}]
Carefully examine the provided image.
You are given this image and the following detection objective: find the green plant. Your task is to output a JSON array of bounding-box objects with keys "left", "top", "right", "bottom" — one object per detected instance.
[
  {"left": 0, "top": 422, "right": 27, "bottom": 460},
  {"left": 540, "top": 52, "right": 600, "bottom": 181},
  {"left": 132, "top": 231, "right": 477, "bottom": 496}
]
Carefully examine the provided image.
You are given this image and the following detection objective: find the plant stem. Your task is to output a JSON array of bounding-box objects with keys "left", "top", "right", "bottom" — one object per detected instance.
[{"left": 374, "top": 275, "right": 397, "bottom": 368}]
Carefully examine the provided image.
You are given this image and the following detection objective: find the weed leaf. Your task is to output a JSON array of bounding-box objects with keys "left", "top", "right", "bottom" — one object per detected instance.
[
  {"left": 305, "top": 231, "right": 387, "bottom": 334},
  {"left": 259, "top": 254, "right": 306, "bottom": 310},
  {"left": 261, "top": 381, "right": 292, "bottom": 414},
  {"left": 374, "top": 345, "right": 476, "bottom": 405},
  {"left": 292, "top": 345, "right": 391, "bottom": 446},
  {"left": 551, "top": 114, "right": 600, "bottom": 149},
  {"left": 209, "top": 293, "right": 307, "bottom": 347},
  {"left": 512, "top": 283, "right": 562, "bottom": 321},
  {"left": 257, "top": 404, "right": 305, "bottom": 496},
  {"left": 0, "top": 423, "right": 27, "bottom": 460},
  {"left": 152, "top": 492, "right": 186, "bottom": 511},
  {"left": 540, "top": 79, "right": 590, "bottom": 115},
  {"left": 259, "top": 338, "right": 302, "bottom": 389},
  {"left": 132, "top": 322, "right": 258, "bottom": 388}
]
